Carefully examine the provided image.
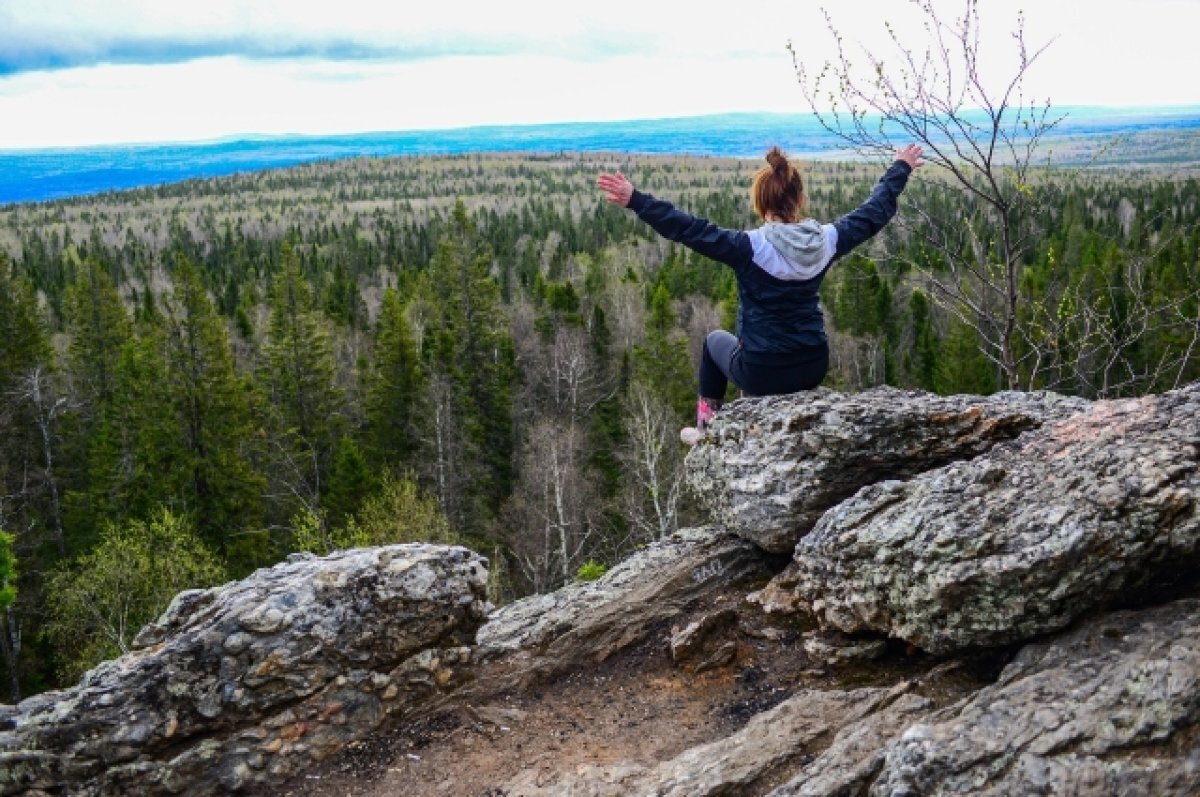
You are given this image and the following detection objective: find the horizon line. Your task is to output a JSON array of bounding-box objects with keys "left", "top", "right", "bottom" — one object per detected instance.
[{"left": 4, "top": 103, "right": 1200, "bottom": 155}]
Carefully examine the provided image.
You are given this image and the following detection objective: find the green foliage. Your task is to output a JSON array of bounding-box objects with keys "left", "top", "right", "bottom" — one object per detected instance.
[
  {"left": 424, "top": 201, "right": 518, "bottom": 525},
  {"left": 633, "top": 329, "right": 695, "bottom": 423},
  {"left": 647, "top": 283, "right": 675, "bottom": 333},
  {"left": 342, "top": 472, "right": 457, "bottom": 547},
  {"left": 575, "top": 559, "right": 608, "bottom": 582},
  {"left": 324, "top": 437, "right": 376, "bottom": 528},
  {"left": 906, "top": 289, "right": 939, "bottom": 392},
  {"left": 0, "top": 531, "right": 16, "bottom": 611},
  {"left": 830, "top": 255, "right": 891, "bottom": 338},
  {"left": 0, "top": 255, "right": 50, "bottom": 391},
  {"left": 264, "top": 245, "right": 344, "bottom": 450},
  {"left": 288, "top": 506, "right": 330, "bottom": 555},
  {"left": 939, "top": 318, "right": 998, "bottom": 395},
  {"left": 65, "top": 260, "right": 131, "bottom": 412},
  {"left": 43, "top": 508, "right": 225, "bottom": 679},
  {"left": 291, "top": 472, "right": 456, "bottom": 555}
]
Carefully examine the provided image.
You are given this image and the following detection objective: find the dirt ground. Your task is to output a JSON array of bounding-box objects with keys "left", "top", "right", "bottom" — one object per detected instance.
[{"left": 265, "top": 590, "right": 999, "bottom": 797}]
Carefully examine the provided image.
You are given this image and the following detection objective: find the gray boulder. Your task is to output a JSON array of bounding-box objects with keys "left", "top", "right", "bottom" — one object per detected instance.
[
  {"left": 863, "top": 596, "right": 1200, "bottom": 796},
  {"left": 0, "top": 545, "right": 489, "bottom": 796},
  {"left": 686, "top": 387, "right": 1088, "bottom": 553},
  {"left": 475, "top": 526, "right": 774, "bottom": 681},
  {"left": 787, "top": 384, "right": 1200, "bottom": 652}
]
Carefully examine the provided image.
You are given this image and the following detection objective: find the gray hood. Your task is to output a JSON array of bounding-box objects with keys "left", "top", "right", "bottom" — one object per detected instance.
[{"left": 761, "top": 220, "right": 828, "bottom": 270}]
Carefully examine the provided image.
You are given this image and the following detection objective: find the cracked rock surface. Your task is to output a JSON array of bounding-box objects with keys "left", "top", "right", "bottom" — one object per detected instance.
[
  {"left": 686, "top": 386, "right": 1088, "bottom": 553},
  {"left": 507, "top": 683, "right": 926, "bottom": 797},
  {"left": 786, "top": 384, "right": 1200, "bottom": 652},
  {"left": 10, "top": 384, "right": 1200, "bottom": 797},
  {"left": 475, "top": 526, "right": 775, "bottom": 681},
  {"left": 863, "top": 597, "right": 1200, "bottom": 796}
]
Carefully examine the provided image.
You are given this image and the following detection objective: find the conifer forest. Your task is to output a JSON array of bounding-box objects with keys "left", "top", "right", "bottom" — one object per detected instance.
[{"left": 1, "top": 152, "right": 1198, "bottom": 698}]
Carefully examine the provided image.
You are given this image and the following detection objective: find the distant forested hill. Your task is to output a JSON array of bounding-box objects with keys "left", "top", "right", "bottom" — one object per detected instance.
[
  {"left": 2, "top": 107, "right": 1200, "bottom": 204},
  {"left": 0, "top": 151, "right": 1197, "bottom": 700}
]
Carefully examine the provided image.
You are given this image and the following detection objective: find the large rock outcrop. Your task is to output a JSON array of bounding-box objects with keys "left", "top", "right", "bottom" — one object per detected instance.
[
  {"left": 0, "top": 545, "right": 489, "bottom": 796},
  {"left": 686, "top": 387, "right": 1088, "bottom": 553},
  {"left": 8, "top": 383, "right": 1200, "bottom": 797},
  {"left": 784, "top": 383, "right": 1200, "bottom": 652}
]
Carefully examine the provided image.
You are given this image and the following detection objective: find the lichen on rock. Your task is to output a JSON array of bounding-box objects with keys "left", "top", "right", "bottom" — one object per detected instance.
[
  {"left": 686, "top": 386, "right": 1088, "bottom": 553},
  {"left": 785, "top": 384, "right": 1200, "bottom": 652}
]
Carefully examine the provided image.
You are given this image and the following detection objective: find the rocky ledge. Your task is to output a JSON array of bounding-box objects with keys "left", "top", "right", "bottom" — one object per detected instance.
[
  {"left": 0, "top": 545, "right": 489, "bottom": 796},
  {"left": 497, "top": 596, "right": 1200, "bottom": 796}
]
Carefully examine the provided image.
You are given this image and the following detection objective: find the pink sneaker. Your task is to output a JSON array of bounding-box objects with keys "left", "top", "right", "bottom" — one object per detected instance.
[{"left": 682, "top": 398, "right": 721, "bottom": 446}]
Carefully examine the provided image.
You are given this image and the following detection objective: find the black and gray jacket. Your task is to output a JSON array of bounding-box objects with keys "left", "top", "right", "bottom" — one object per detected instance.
[{"left": 627, "top": 159, "right": 912, "bottom": 365}]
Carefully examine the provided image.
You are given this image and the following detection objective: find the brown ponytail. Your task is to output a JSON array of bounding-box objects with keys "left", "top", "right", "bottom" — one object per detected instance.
[{"left": 752, "top": 146, "right": 806, "bottom": 223}]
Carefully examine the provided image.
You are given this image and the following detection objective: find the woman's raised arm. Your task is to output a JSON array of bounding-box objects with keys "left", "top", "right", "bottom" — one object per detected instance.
[
  {"left": 596, "top": 170, "right": 754, "bottom": 270},
  {"left": 831, "top": 144, "right": 923, "bottom": 260}
]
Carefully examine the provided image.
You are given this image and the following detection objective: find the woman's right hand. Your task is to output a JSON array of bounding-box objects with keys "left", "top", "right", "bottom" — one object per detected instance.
[
  {"left": 597, "top": 171, "right": 634, "bottom": 207},
  {"left": 895, "top": 144, "right": 925, "bottom": 169}
]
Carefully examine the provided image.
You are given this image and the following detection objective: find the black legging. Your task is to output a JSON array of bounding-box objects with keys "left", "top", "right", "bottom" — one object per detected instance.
[{"left": 700, "top": 330, "right": 829, "bottom": 399}]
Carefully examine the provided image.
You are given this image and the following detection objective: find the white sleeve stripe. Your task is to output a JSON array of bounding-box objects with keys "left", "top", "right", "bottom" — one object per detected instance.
[{"left": 822, "top": 223, "right": 838, "bottom": 264}]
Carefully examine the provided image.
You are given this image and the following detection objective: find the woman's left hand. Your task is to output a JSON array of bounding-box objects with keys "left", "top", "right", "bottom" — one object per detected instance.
[
  {"left": 895, "top": 144, "right": 925, "bottom": 169},
  {"left": 597, "top": 171, "right": 634, "bottom": 207}
]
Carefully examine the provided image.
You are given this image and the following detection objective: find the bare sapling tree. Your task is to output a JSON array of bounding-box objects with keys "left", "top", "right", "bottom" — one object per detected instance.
[
  {"left": 503, "top": 419, "right": 600, "bottom": 593},
  {"left": 794, "top": 0, "right": 1060, "bottom": 389},
  {"left": 10, "top": 367, "right": 68, "bottom": 557},
  {"left": 621, "top": 385, "right": 686, "bottom": 543},
  {"left": 1052, "top": 233, "right": 1200, "bottom": 397}
]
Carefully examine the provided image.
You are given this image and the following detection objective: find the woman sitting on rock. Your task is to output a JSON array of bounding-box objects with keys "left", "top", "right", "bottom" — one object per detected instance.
[{"left": 597, "top": 143, "right": 924, "bottom": 444}]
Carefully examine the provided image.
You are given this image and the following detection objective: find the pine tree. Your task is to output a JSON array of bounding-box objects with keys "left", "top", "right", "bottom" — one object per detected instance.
[
  {"left": 60, "top": 261, "right": 138, "bottom": 544},
  {"left": 907, "top": 289, "right": 940, "bottom": 392},
  {"left": 0, "top": 256, "right": 57, "bottom": 701},
  {"left": 634, "top": 284, "right": 695, "bottom": 419},
  {"left": 64, "top": 261, "right": 131, "bottom": 415},
  {"left": 161, "top": 255, "right": 264, "bottom": 568},
  {"left": 424, "top": 201, "right": 517, "bottom": 531},
  {"left": 76, "top": 330, "right": 189, "bottom": 537},
  {"left": 0, "top": 256, "right": 52, "bottom": 393},
  {"left": 0, "top": 259, "right": 55, "bottom": 538},
  {"left": 365, "top": 288, "right": 426, "bottom": 468},
  {"left": 262, "top": 244, "right": 345, "bottom": 520},
  {"left": 939, "top": 318, "right": 998, "bottom": 396},
  {"left": 323, "top": 437, "right": 375, "bottom": 529}
]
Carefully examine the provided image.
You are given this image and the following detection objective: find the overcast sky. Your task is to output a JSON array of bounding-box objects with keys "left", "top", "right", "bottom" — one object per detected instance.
[{"left": 1, "top": 0, "right": 1198, "bottom": 150}]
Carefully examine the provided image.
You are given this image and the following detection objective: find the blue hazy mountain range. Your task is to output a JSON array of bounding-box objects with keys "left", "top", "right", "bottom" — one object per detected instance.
[{"left": 2, "top": 107, "right": 1199, "bottom": 206}]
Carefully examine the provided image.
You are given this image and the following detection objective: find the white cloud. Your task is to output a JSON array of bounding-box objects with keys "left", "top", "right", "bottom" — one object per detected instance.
[
  {"left": 0, "top": 50, "right": 803, "bottom": 148},
  {"left": 0, "top": 0, "right": 780, "bottom": 69},
  {"left": 0, "top": 0, "right": 1197, "bottom": 148}
]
